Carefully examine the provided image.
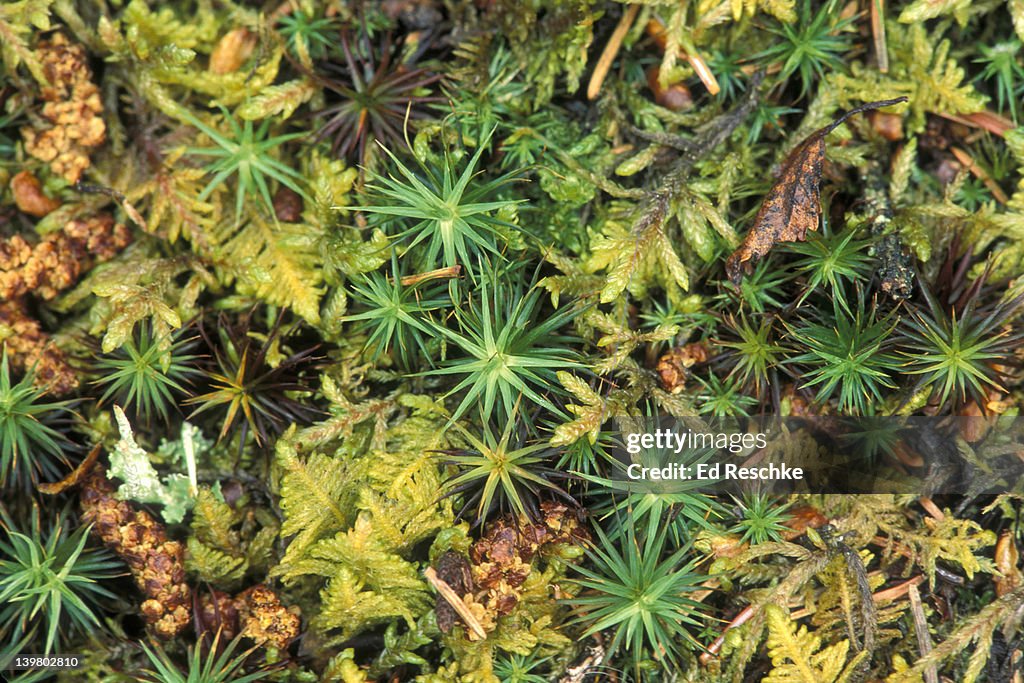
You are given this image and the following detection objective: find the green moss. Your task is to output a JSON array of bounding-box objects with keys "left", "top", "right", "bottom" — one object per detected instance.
[{"left": 4, "top": 1, "right": 1024, "bottom": 680}]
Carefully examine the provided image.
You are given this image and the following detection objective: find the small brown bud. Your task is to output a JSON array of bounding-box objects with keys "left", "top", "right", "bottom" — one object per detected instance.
[
  {"left": 209, "top": 29, "right": 257, "bottom": 75},
  {"left": 646, "top": 66, "right": 693, "bottom": 112},
  {"left": 781, "top": 505, "right": 829, "bottom": 540},
  {"left": 273, "top": 186, "right": 304, "bottom": 222},
  {"left": 10, "top": 171, "right": 61, "bottom": 217},
  {"left": 869, "top": 111, "right": 904, "bottom": 141}
]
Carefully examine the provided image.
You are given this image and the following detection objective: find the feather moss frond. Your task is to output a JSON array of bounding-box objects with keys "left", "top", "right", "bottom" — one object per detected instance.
[
  {"left": 763, "top": 604, "right": 868, "bottom": 683},
  {"left": 207, "top": 211, "right": 325, "bottom": 324}
]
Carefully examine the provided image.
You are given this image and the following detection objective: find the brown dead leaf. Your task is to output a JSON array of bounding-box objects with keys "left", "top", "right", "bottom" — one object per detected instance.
[
  {"left": 726, "top": 97, "right": 908, "bottom": 284},
  {"left": 995, "top": 531, "right": 1022, "bottom": 598},
  {"left": 38, "top": 443, "right": 101, "bottom": 494}
]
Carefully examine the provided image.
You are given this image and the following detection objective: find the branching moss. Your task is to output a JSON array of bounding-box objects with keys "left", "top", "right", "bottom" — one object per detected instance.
[{"left": 5, "top": 1, "right": 1024, "bottom": 680}]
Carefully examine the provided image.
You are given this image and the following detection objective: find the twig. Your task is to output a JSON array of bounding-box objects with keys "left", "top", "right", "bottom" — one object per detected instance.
[
  {"left": 919, "top": 496, "right": 946, "bottom": 522},
  {"left": 423, "top": 567, "right": 487, "bottom": 640},
  {"left": 951, "top": 146, "right": 1010, "bottom": 204},
  {"left": 645, "top": 18, "right": 721, "bottom": 95},
  {"left": 183, "top": 423, "right": 198, "bottom": 497},
  {"left": 399, "top": 265, "right": 462, "bottom": 286},
  {"left": 588, "top": 4, "right": 640, "bottom": 100},
  {"left": 909, "top": 584, "right": 939, "bottom": 683},
  {"left": 873, "top": 574, "right": 925, "bottom": 602},
  {"left": 687, "top": 50, "right": 719, "bottom": 96},
  {"left": 699, "top": 604, "right": 756, "bottom": 665},
  {"left": 38, "top": 443, "right": 102, "bottom": 495},
  {"left": 937, "top": 110, "right": 1015, "bottom": 137}
]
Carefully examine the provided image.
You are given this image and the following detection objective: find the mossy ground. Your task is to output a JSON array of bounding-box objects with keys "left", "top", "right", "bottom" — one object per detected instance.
[{"left": 3, "top": 1, "right": 1024, "bottom": 681}]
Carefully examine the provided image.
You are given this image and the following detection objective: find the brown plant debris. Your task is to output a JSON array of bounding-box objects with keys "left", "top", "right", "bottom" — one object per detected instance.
[
  {"left": 80, "top": 465, "right": 192, "bottom": 639},
  {"left": 10, "top": 171, "right": 61, "bottom": 217},
  {"left": 427, "top": 502, "right": 586, "bottom": 640},
  {"left": 468, "top": 501, "right": 586, "bottom": 628},
  {"left": 234, "top": 584, "right": 301, "bottom": 650},
  {"left": 197, "top": 589, "right": 241, "bottom": 642},
  {"left": 0, "top": 298, "right": 78, "bottom": 394},
  {"left": 433, "top": 551, "right": 476, "bottom": 635},
  {"left": 38, "top": 443, "right": 102, "bottom": 495},
  {"left": 0, "top": 213, "right": 132, "bottom": 300},
  {"left": 726, "top": 97, "right": 908, "bottom": 284},
  {"left": 995, "top": 531, "right": 1023, "bottom": 598},
  {"left": 587, "top": 4, "right": 640, "bottom": 100},
  {"left": 21, "top": 33, "right": 106, "bottom": 184},
  {"left": 656, "top": 342, "right": 709, "bottom": 393}
]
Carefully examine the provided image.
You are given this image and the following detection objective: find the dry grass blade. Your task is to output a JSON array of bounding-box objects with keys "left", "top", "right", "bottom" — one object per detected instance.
[
  {"left": 587, "top": 4, "right": 640, "bottom": 100},
  {"left": 424, "top": 566, "right": 487, "bottom": 640}
]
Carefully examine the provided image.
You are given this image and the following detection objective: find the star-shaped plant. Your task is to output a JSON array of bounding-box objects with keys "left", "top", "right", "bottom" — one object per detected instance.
[
  {"left": 314, "top": 31, "right": 440, "bottom": 165},
  {"left": 92, "top": 323, "right": 201, "bottom": 425},
  {"left": 0, "top": 507, "right": 121, "bottom": 656},
  {"left": 427, "top": 262, "right": 581, "bottom": 426},
  {"left": 186, "top": 313, "right": 321, "bottom": 448},
  {"left": 358, "top": 127, "right": 522, "bottom": 271},
  {"left": 788, "top": 297, "right": 901, "bottom": 415},
  {"left": 754, "top": 0, "right": 855, "bottom": 98},
  {"left": 569, "top": 513, "right": 706, "bottom": 672},
  {"left": 0, "top": 350, "right": 75, "bottom": 491},
  {"left": 438, "top": 413, "right": 570, "bottom": 525},
  {"left": 183, "top": 106, "right": 307, "bottom": 223}
]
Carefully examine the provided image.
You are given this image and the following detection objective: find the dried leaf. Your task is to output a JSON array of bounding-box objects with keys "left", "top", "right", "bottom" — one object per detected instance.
[
  {"left": 726, "top": 97, "right": 908, "bottom": 284},
  {"left": 994, "top": 531, "right": 1022, "bottom": 598},
  {"left": 38, "top": 443, "right": 102, "bottom": 495}
]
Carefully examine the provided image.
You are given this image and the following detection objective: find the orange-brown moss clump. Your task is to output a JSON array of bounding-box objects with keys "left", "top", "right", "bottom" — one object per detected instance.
[
  {"left": 656, "top": 341, "right": 710, "bottom": 394},
  {"left": 0, "top": 214, "right": 132, "bottom": 300},
  {"left": 80, "top": 466, "right": 192, "bottom": 639},
  {"left": 195, "top": 585, "right": 300, "bottom": 649},
  {"left": 235, "top": 584, "right": 301, "bottom": 649},
  {"left": 0, "top": 299, "right": 78, "bottom": 394},
  {"left": 0, "top": 214, "right": 130, "bottom": 394},
  {"left": 471, "top": 502, "right": 585, "bottom": 619},
  {"left": 434, "top": 501, "right": 585, "bottom": 639},
  {"left": 22, "top": 33, "right": 106, "bottom": 184}
]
